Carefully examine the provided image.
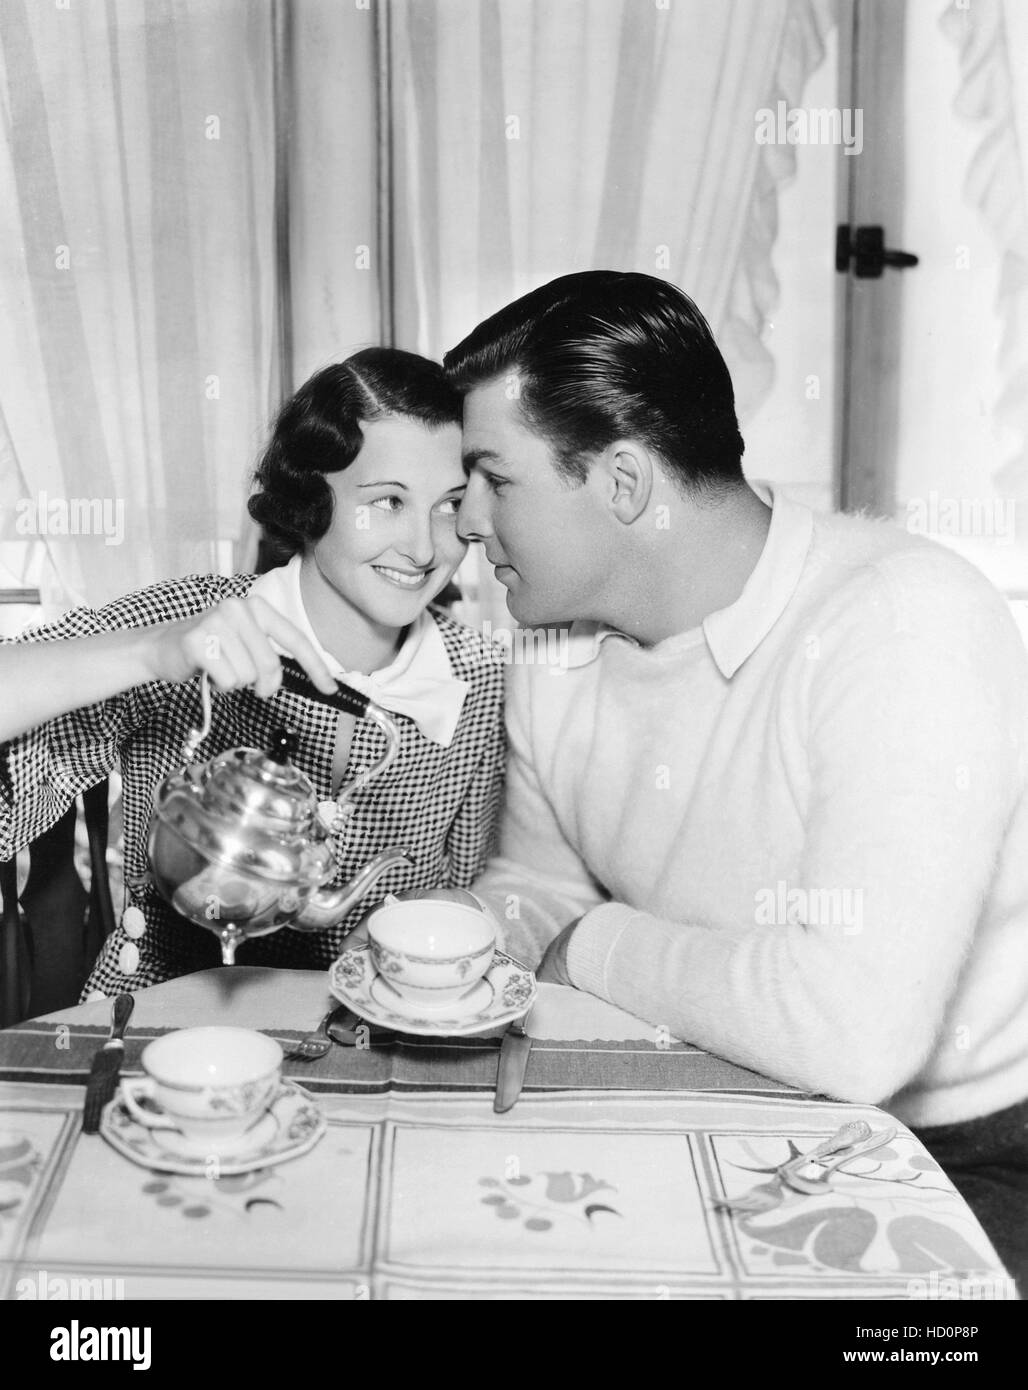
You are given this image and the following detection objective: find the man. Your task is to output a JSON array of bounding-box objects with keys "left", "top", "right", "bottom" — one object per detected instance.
[{"left": 443, "top": 269, "right": 1028, "bottom": 1290}]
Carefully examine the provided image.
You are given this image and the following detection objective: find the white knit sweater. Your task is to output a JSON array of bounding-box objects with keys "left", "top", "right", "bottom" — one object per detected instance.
[{"left": 473, "top": 487, "right": 1028, "bottom": 1128}]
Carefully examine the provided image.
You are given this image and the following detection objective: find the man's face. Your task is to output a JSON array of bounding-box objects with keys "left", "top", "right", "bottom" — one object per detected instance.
[{"left": 458, "top": 378, "right": 610, "bottom": 625}]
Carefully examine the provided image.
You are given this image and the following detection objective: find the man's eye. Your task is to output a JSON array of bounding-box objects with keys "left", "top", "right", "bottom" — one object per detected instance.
[
  {"left": 371, "top": 495, "right": 403, "bottom": 512},
  {"left": 484, "top": 474, "right": 509, "bottom": 494}
]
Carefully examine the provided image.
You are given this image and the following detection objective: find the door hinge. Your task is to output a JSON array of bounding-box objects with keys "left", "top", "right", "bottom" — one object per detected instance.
[{"left": 836, "top": 225, "right": 919, "bottom": 278}]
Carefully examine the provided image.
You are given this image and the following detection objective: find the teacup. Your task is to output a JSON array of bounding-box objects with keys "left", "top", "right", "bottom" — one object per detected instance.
[
  {"left": 120, "top": 1026, "right": 282, "bottom": 1150},
  {"left": 367, "top": 897, "right": 497, "bottom": 1006}
]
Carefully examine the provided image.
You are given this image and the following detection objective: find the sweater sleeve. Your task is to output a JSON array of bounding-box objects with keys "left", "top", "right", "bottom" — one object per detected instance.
[
  {"left": 472, "top": 664, "right": 608, "bottom": 966},
  {"left": 565, "top": 556, "right": 1028, "bottom": 1103}
]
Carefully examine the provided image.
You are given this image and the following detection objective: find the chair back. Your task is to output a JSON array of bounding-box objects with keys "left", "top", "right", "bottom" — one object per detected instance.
[{"left": 0, "top": 780, "right": 117, "bottom": 1025}]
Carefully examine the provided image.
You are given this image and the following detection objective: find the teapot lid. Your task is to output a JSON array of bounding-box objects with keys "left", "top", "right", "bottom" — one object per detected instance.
[{"left": 201, "top": 727, "right": 319, "bottom": 835}]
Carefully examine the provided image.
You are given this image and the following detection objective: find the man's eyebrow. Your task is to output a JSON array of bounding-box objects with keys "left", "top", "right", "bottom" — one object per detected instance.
[
  {"left": 462, "top": 448, "right": 501, "bottom": 468},
  {"left": 357, "top": 480, "right": 409, "bottom": 488}
]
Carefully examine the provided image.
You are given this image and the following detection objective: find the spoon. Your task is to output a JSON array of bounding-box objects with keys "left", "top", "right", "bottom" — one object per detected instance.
[
  {"left": 779, "top": 1126, "right": 898, "bottom": 1194},
  {"left": 326, "top": 1008, "right": 399, "bottom": 1047},
  {"left": 283, "top": 1005, "right": 353, "bottom": 1061},
  {"left": 713, "top": 1119, "right": 874, "bottom": 1214},
  {"left": 776, "top": 1119, "right": 873, "bottom": 1184}
]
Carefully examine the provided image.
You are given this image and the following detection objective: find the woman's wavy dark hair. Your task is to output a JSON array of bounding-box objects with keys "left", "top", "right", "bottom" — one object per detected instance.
[
  {"left": 248, "top": 348, "right": 461, "bottom": 557},
  {"left": 443, "top": 270, "right": 745, "bottom": 495}
]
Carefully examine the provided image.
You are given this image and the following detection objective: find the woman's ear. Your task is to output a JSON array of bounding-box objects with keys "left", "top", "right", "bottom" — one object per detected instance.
[{"left": 601, "top": 443, "right": 653, "bottom": 525}]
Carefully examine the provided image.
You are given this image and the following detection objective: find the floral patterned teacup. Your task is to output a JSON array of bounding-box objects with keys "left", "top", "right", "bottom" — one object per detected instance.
[
  {"left": 367, "top": 897, "right": 497, "bottom": 1006},
  {"left": 120, "top": 1027, "right": 282, "bottom": 1149}
]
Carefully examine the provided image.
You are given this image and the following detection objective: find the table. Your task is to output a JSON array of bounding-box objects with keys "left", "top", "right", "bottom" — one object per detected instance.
[{"left": 0, "top": 969, "right": 1015, "bottom": 1300}]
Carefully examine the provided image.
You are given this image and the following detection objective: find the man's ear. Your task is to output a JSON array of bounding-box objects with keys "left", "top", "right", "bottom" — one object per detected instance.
[{"left": 600, "top": 443, "right": 653, "bottom": 524}]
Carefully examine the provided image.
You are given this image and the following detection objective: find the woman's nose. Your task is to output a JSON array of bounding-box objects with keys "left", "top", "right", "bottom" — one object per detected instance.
[{"left": 396, "top": 510, "right": 436, "bottom": 567}]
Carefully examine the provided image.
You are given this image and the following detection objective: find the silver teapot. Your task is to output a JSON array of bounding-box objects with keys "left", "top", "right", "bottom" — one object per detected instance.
[{"left": 147, "top": 670, "right": 412, "bottom": 963}]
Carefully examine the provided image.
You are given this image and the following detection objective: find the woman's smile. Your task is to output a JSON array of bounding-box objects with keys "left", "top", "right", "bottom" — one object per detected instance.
[{"left": 372, "top": 564, "right": 433, "bottom": 589}]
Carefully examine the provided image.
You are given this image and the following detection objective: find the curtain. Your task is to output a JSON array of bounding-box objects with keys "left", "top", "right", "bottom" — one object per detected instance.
[
  {"left": 1, "top": 0, "right": 839, "bottom": 622},
  {"left": 0, "top": 0, "right": 280, "bottom": 612},
  {"left": 388, "top": 0, "right": 837, "bottom": 628},
  {"left": 942, "top": 0, "right": 1028, "bottom": 496},
  {"left": 286, "top": 0, "right": 382, "bottom": 385}
]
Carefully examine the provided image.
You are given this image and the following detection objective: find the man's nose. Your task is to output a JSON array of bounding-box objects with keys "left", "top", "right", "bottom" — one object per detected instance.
[{"left": 457, "top": 477, "right": 493, "bottom": 543}]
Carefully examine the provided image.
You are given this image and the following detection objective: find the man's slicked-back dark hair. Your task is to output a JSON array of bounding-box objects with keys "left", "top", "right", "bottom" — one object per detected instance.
[
  {"left": 443, "top": 270, "right": 745, "bottom": 493},
  {"left": 248, "top": 347, "right": 460, "bottom": 556}
]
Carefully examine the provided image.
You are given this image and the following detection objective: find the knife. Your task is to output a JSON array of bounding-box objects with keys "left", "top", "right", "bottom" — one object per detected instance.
[
  {"left": 493, "top": 1014, "right": 532, "bottom": 1113},
  {"left": 81, "top": 993, "right": 135, "bottom": 1134}
]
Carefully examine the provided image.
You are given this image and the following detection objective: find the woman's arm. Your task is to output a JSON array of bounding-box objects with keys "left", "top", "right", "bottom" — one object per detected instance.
[{"left": 0, "top": 594, "right": 337, "bottom": 744}]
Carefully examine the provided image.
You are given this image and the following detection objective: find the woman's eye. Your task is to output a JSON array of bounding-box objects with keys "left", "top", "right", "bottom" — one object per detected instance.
[
  {"left": 371, "top": 495, "right": 403, "bottom": 512},
  {"left": 436, "top": 497, "right": 462, "bottom": 516}
]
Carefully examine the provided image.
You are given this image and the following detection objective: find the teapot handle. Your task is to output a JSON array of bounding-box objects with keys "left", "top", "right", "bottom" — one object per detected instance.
[
  {"left": 178, "top": 664, "right": 372, "bottom": 766},
  {"left": 275, "top": 658, "right": 401, "bottom": 822},
  {"left": 181, "top": 670, "right": 213, "bottom": 764},
  {"left": 278, "top": 658, "right": 370, "bottom": 718}
]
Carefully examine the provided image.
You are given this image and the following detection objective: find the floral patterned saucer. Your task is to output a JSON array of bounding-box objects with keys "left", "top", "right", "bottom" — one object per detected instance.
[
  {"left": 100, "top": 1080, "right": 326, "bottom": 1177},
  {"left": 329, "top": 945, "right": 537, "bottom": 1037}
]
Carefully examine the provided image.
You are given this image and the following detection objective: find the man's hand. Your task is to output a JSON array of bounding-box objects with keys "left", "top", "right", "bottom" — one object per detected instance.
[{"left": 535, "top": 921, "right": 580, "bottom": 986}]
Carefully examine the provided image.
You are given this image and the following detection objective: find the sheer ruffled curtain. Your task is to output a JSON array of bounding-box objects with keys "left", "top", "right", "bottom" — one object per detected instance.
[
  {"left": 942, "top": 0, "right": 1028, "bottom": 494},
  {"left": 388, "top": 0, "right": 837, "bottom": 629},
  {"left": 0, "top": 0, "right": 279, "bottom": 614}
]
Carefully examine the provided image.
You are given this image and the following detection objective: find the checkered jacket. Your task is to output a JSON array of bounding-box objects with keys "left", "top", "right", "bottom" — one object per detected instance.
[{"left": 0, "top": 574, "right": 506, "bottom": 996}]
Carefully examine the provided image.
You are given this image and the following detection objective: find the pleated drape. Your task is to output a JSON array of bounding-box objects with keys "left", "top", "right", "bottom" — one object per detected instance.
[{"left": 0, "top": 0, "right": 280, "bottom": 610}]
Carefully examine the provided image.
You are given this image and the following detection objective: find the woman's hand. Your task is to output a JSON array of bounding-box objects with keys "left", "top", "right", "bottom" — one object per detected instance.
[
  {"left": 0, "top": 594, "right": 335, "bottom": 744},
  {"left": 145, "top": 595, "right": 337, "bottom": 699}
]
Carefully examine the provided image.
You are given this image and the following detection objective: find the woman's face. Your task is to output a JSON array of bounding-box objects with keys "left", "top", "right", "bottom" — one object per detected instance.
[{"left": 306, "top": 415, "right": 467, "bottom": 632}]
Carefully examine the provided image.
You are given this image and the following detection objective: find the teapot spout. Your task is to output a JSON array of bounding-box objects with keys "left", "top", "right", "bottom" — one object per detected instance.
[{"left": 288, "top": 847, "right": 414, "bottom": 933}]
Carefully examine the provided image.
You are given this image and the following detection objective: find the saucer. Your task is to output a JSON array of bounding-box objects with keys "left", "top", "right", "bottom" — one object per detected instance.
[
  {"left": 100, "top": 1080, "right": 326, "bottom": 1176},
  {"left": 329, "top": 944, "right": 537, "bottom": 1037}
]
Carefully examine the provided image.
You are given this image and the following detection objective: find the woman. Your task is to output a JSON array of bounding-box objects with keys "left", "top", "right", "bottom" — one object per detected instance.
[{"left": 0, "top": 349, "right": 505, "bottom": 995}]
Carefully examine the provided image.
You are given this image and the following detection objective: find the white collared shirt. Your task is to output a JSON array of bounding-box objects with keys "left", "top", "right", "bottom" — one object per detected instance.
[{"left": 248, "top": 555, "right": 469, "bottom": 746}]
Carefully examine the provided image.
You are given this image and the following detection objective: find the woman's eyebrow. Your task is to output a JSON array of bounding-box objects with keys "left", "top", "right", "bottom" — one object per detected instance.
[{"left": 357, "top": 479, "right": 410, "bottom": 489}]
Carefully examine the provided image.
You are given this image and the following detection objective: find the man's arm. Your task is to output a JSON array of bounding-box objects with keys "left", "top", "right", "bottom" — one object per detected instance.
[
  {"left": 472, "top": 667, "right": 607, "bottom": 966},
  {"left": 560, "top": 566, "right": 1027, "bottom": 1103}
]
